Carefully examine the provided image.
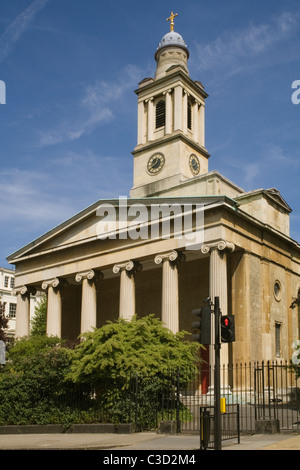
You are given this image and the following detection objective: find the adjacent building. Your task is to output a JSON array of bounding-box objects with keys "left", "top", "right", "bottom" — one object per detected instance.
[{"left": 0, "top": 267, "right": 43, "bottom": 338}]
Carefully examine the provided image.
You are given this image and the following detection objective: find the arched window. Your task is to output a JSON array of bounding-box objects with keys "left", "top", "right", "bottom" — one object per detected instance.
[
  {"left": 187, "top": 99, "right": 192, "bottom": 130},
  {"left": 156, "top": 100, "right": 165, "bottom": 128}
]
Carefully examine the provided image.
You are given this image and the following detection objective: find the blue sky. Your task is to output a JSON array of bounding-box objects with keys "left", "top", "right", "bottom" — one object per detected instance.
[{"left": 1, "top": 0, "right": 300, "bottom": 269}]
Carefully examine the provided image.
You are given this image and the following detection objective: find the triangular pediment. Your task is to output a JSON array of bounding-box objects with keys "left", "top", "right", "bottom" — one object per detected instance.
[
  {"left": 236, "top": 188, "right": 292, "bottom": 214},
  {"left": 7, "top": 199, "right": 104, "bottom": 262},
  {"left": 264, "top": 188, "right": 292, "bottom": 213},
  {"left": 7, "top": 195, "right": 234, "bottom": 263}
]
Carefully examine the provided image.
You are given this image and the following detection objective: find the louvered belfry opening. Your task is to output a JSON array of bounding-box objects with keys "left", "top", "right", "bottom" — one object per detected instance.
[
  {"left": 187, "top": 99, "right": 192, "bottom": 130},
  {"left": 156, "top": 100, "right": 165, "bottom": 128}
]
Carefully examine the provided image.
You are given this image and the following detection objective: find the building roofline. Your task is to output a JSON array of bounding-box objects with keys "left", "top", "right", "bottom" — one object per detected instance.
[{"left": 6, "top": 195, "right": 236, "bottom": 264}]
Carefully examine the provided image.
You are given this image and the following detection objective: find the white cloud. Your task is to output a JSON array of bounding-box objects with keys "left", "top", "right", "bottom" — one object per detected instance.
[
  {"left": 263, "top": 143, "right": 300, "bottom": 167},
  {"left": 0, "top": 167, "right": 72, "bottom": 224},
  {"left": 217, "top": 141, "right": 299, "bottom": 190},
  {"left": 193, "top": 11, "right": 299, "bottom": 76},
  {"left": 38, "top": 64, "right": 142, "bottom": 146},
  {"left": 0, "top": 150, "right": 131, "bottom": 228},
  {"left": 0, "top": 0, "right": 50, "bottom": 63}
]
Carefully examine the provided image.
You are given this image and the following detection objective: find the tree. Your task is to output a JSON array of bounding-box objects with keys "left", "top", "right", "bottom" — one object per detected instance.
[
  {"left": 31, "top": 296, "right": 47, "bottom": 336},
  {"left": 0, "top": 335, "right": 74, "bottom": 425},
  {"left": 67, "top": 315, "right": 202, "bottom": 385},
  {"left": 66, "top": 315, "right": 203, "bottom": 426}
]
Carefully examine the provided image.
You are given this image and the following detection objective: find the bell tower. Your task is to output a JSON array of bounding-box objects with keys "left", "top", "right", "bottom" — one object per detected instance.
[{"left": 130, "top": 13, "right": 210, "bottom": 198}]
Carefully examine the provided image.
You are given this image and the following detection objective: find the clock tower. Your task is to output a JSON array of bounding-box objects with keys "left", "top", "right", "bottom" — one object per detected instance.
[{"left": 130, "top": 13, "right": 210, "bottom": 198}]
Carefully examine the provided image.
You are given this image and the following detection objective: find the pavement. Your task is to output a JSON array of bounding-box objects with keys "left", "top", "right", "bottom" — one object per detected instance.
[{"left": 0, "top": 431, "right": 299, "bottom": 452}]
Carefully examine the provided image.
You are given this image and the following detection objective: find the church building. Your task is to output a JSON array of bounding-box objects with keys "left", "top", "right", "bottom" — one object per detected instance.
[{"left": 7, "top": 14, "right": 300, "bottom": 371}]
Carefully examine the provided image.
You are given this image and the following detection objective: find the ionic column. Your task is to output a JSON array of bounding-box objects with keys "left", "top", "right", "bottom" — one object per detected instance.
[
  {"left": 164, "top": 89, "right": 173, "bottom": 135},
  {"left": 201, "top": 240, "right": 235, "bottom": 377},
  {"left": 113, "top": 261, "right": 142, "bottom": 321},
  {"left": 42, "top": 278, "right": 64, "bottom": 337},
  {"left": 154, "top": 250, "right": 185, "bottom": 333},
  {"left": 13, "top": 285, "right": 36, "bottom": 338},
  {"left": 76, "top": 270, "right": 103, "bottom": 334}
]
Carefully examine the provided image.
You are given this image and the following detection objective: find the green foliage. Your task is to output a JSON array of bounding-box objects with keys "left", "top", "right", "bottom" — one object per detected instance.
[
  {"left": 0, "top": 335, "right": 73, "bottom": 425},
  {"left": 67, "top": 315, "right": 201, "bottom": 385},
  {"left": 0, "top": 316, "right": 202, "bottom": 427},
  {"left": 31, "top": 296, "right": 47, "bottom": 336}
]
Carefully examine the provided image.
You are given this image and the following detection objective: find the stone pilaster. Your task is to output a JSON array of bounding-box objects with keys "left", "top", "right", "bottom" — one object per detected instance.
[
  {"left": 42, "top": 278, "right": 64, "bottom": 338},
  {"left": 13, "top": 285, "right": 36, "bottom": 338},
  {"left": 174, "top": 85, "right": 183, "bottom": 131},
  {"left": 164, "top": 89, "right": 173, "bottom": 135},
  {"left": 199, "top": 103, "right": 205, "bottom": 147},
  {"left": 154, "top": 250, "right": 185, "bottom": 334},
  {"left": 76, "top": 269, "right": 103, "bottom": 334},
  {"left": 113, "top": 261, "right": 142, "bottom": 321},
  {"left": 193, "top": 100, "right": 199, "bottom": 143},
  {"left": 146, "top": 97, "right": 154, "bottom": 141}
]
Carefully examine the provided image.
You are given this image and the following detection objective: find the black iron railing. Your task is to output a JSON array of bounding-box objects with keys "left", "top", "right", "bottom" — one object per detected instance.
[{"left": 1, "top": 361, "right": 299, "bottom": 434}]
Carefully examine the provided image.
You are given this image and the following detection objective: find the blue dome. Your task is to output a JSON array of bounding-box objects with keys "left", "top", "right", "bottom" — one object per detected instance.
[{"left": 155, "top": 31, "right": 189, "bottom": 59}]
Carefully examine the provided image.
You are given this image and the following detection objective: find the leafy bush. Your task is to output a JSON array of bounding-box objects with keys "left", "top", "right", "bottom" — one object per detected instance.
[
  {"left": 67, "top": 315, "right": 201, "bottom": 384},
  {"left": 0, "top": 335, "right": 73, "bottom": 425},
  {"left": 0, "top": 316, "right": 202, "bottom": 427}
]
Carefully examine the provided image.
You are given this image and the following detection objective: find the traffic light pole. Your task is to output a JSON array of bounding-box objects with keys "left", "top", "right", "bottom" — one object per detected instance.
[{"left": 214, "top": 296, "right": 222, "bottom": 450}]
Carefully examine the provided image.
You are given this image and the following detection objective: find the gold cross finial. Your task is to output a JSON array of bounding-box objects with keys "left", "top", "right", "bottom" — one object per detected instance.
[{"left": 167, "top": 11, "right": 178, "bottom": 32}]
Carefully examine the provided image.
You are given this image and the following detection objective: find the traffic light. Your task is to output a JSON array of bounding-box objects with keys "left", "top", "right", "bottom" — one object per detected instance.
[
  {"left": 191, "top": 304, "right": 211, "bottom": 345},
  {"left": 221, "top": 315, "right": 235, "bottom": 343}
]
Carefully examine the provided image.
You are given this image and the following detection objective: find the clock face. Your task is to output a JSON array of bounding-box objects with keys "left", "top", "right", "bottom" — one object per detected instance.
[
  {"left": 147, "top": 153, "right": 165, "bottom": 174},
  {"left": 189, "top": 154, "right": 200, "bottom": 175}
]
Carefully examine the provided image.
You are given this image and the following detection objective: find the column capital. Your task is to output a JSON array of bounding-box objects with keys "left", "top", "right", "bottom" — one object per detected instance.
[
  {"left": 75, "top": 269, "right": 103, "bottom": 283},
  {"left": 201, "top": 240, "right": 235, "bottom": 255},
  {"left": 42, "top": 278, "right": 66, "bottom": 291},
  {"left": 154, "top": 250, "right": 185, "bottom": 265},
  {"left": 113, "top": 260, "right": 142, "bottom": 275},
  {"left": 12, "top": 285, "right": 36, "bottom": 297},
  {"left": 163, "top": 88, "right": 173, "bottom": 96}
]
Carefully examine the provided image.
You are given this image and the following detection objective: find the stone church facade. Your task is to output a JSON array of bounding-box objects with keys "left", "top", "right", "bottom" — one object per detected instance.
[{"left": 7, "top": 20, "right": 300, "bottom": 373}]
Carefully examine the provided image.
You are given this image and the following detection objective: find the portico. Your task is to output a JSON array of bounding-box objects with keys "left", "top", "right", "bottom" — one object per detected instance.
[{"left": 12, "top": 232, "right": 235, "bottom": 347}]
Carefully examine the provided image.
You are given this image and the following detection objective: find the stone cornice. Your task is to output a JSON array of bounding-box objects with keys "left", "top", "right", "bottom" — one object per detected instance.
[
  {"left": 134, "top": 67, "right": 208, "bottom": 100},
  {"left": 132, "top": 130, "right": 210, "bottom": 159}
]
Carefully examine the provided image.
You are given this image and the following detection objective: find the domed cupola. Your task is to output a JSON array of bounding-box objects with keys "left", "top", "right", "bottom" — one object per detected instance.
[{"left": 155, "top": 12, "right": 190, "bottom": 79}]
